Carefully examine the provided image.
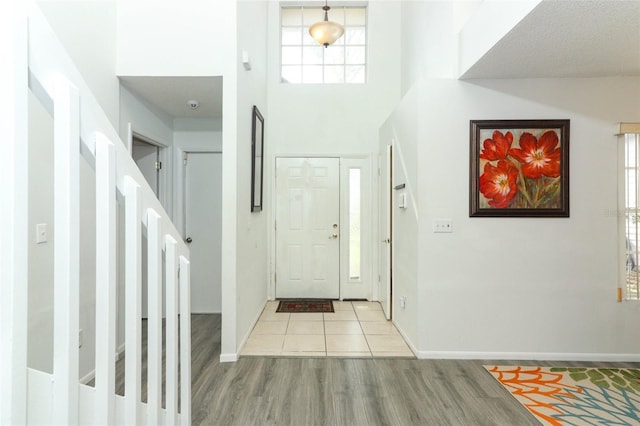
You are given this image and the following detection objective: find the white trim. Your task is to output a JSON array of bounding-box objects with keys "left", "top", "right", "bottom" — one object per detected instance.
[
  {"left": 79, "top": 370, "right": 95, "bottom": 386},
  {"left": 0, "top": 2, "right": 29, "bottom": 424},
  {"left": 615, "top": 122, "right": 640, "bottom": 135},
  {"left": 339, "top": 157, "right": 372, "bottom": 300},
  {"left": 392, "top": 320, "right": 418, "bottom": 356},
  {"left": 416, "top": 351, "right": 640, "bottom": 362},
  {"left": 219, "top": 353, "right": 239, "bottom": 363},
  {"left": 235, "top": 300, "right": 268, "bottom": 361}
]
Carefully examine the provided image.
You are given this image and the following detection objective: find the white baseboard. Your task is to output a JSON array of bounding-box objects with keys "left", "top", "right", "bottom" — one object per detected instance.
[
  {"left": 219, "top": 299, "right": 268, "bottom": 363},
  {"left": 391, "top": 319, "right": 418, "bottom": 356},
  {"left": 235, "top": 299, "right": 268, "bottom": 359},
  {"left": 219, "top": 353, "right": 239, "bottom": 363},
  {"left": 115, "top": 342, "right": 126, "bottom": 361},
  {"left": 416, "top": 351, "right": 640, "bottom": 362},
  {"left": 79, "top": 369, "right": 95, "bottom": 385}
]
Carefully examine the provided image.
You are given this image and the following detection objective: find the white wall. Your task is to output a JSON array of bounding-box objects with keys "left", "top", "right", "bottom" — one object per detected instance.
[
  {"left": 265, "top": 0, "right": 402, "bottom": 303},
  {"left": 28, "top": 90, "right": 97, "bottom": 381},
  {"left": 119, "top": 85, "right": 174, "bottom": 149},
  {"left": 267, "top": 1, "right": 401, "bottom": 156},
  {"left": 115, "top": 0, "right": 244, "bottom": 359},
  {"left": 37, "top": 0, "right": 119, "bottom": 128},
  {"left": 119, "top": 84, "right": 175, "bottom": 216},
  {"left": 116, "top": 0, "right": 235, "bottom": 77},
  {"left": 386, "top": 76, "right": 640, "bottom": 359},
  {"left": 400, "top": 1, "right": 458, "bottom": 94},
  {"left": 235, "top": 0, "right": 269, "bottom": 355},
  {"left": 27, "top": 91, "right": 55, "bottom": 374},
  {"left": 457, "top": 0, "right": 541, "bottom": 77},
  {"left": 378, "top": 86, "right": 420, "bottom": 346}
]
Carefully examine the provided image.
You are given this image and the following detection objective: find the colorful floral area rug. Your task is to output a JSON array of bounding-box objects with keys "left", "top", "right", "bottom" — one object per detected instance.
[
  {"left": 485, "top": 366, "right": 640, "bottom": 425},
  {"left": 276, "top": 299, "right": 334, "bottom": 313}
]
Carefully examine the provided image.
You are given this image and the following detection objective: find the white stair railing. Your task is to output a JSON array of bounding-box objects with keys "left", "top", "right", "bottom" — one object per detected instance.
[{"left": 2, "top": 3, "right": 192, "bottom": 425}]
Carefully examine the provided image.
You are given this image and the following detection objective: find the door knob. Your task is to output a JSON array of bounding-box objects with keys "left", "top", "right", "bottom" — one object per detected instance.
[
  {"left": 329, "top": 233, "right": 338, "bottom": 239},
  {"left": 185, "top": 237, "right": 193, "bottom": 243}
]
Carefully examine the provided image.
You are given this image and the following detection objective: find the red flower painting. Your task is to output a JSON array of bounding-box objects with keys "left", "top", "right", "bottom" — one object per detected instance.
[
  {"left": 479, "top": 160, "right": 518, "bottom": 208},
  {"left": 509, "top": 131, "right": 561, "bottom": 179},
  {"left": 472, "top": 121, "right": 568, "bottom": 214},
  {"left": 480, "top": 130, "right": 513, "bottom": 161}
]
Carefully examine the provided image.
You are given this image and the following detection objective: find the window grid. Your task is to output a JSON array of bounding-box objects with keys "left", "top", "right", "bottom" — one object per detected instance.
[
  {"left": 281, "top": 6, "right": 367, "bottom": 84},
  {"left": 624, "top": 133, "right": 640, "bottom": 300}
]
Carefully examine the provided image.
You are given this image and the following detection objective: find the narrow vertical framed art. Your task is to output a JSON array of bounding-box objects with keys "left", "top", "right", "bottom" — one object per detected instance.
[
  {"left": 470, "top": 119, "right": 570, "bottom": 217},
  {"left": 251, "top": 105, "right": 264, "bottom": 212}
]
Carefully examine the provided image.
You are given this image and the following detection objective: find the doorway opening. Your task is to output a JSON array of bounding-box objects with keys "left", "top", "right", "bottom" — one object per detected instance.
[{"left": 131, "top": 136, "right": 160, "bottom": 197}]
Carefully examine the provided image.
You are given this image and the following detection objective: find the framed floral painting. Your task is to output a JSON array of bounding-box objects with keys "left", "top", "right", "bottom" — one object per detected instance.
[{"left": 469, "top": 119, "right": 570, "bottom": 217}]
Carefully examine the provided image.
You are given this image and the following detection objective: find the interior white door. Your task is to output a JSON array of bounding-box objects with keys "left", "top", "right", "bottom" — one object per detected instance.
[
  {"left": 132, "top": 138, "right": 159, "bottom": 197},
  {"left": 184, "top": 152, "right": 222, "bottom": 313},
  {"left": 276, "top": 157, "right": 340, "bottom": 299},
  {"left": 379, "top": 145, "right": 392, "bottom": 319}
]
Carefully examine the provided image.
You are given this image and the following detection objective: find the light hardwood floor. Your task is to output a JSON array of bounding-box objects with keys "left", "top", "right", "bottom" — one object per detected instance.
[{"left": 112, "top": 314, "right": 640, "bottom": 425}]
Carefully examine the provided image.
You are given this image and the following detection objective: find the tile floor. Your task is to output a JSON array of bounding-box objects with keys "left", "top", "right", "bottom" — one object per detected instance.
[{"left": 240, "top": 300, "right": 415, "bottom": 358}]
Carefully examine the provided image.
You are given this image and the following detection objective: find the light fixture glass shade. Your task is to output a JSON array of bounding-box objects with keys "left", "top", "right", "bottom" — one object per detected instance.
[{"left": 309, "top": 19, "right": 344, "bottom": 47}]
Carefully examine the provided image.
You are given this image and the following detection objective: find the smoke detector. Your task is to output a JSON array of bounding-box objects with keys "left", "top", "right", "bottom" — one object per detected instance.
[{"left": 187, "top": 99, "right": 199, "bottom": 110}]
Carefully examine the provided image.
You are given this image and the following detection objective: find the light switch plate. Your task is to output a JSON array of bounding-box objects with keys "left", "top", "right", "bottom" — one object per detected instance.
[
  {"left": 398, "top": 193, "right": 407, "bottom": 209},
  {"left": 36, "top": 223, "right": 47, "bottom": 243},
  {"left": 433, "top": 219, "right": 453, "bottom": 233}
]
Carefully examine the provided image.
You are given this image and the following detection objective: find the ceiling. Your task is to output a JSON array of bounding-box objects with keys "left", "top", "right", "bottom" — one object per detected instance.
[
  {"left": 461, "top": 0, "right": 640, "bottom": 79},
  {"left": 119, "top": 76, "right": 223, "bottom": 119},
  {"left": 118, "top": 1, "right": 640, "bottom": 117}
]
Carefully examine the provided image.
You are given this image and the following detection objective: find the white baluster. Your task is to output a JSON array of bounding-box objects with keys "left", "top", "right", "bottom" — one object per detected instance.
[
  {"left": 147, "top": 210, "right": 162, "bottom": 426},
  {"left": 52, "top": 74, "right": 80, "bottom": 426},
  {"left": 0, "top": 3, "right": 29, "bottom": 424},
  {"left": 179, "top": 256, "right": 191, "bottom": 426},
  {"left": 165, "top": 236, "right": 178, "bottom": 424},
  {"left": 124, "top": 176, "right": 142, "bottom": 425},
  {"left": 94, "top": 133, "right": 116, "bottom": 424}
]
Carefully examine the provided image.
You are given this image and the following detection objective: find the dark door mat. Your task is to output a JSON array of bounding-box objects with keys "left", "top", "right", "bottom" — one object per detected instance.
[{"left": 276, "top": 299, "right": 334, "bottom": 313}]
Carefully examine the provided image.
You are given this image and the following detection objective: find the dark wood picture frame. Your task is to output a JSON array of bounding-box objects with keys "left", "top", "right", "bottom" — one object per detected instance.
[
  {"left": 251, "top": 105, "right": 264, "bottom": 212},
  {"left": 470, "top": 119, "right": 570, "bottom": 217}
]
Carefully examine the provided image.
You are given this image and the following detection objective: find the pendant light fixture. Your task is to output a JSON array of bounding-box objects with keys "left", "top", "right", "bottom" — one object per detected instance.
[{"left": 308, "top": 0, "right": 344, "bottom": 48}]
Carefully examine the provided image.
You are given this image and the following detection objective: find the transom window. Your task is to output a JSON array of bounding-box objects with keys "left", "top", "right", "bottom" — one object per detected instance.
[{"left": 281, "top": 6, "right": 367, "bottom": 84}]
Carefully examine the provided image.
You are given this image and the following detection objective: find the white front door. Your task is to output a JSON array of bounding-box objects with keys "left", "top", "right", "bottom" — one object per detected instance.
[
  {"left": 184, "top": 152, "right": 222, "bottom": 313},
  {"left": 275, "top": 157, "right": 340, "bottom": 299},
  {"left": 379, "top": 145, "right": 392, "bottom": 319}
]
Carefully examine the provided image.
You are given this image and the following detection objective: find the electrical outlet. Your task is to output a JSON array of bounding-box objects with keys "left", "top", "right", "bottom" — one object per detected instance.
[
  {"left": 432, "top": 219, "right": 453, "bottom": 233},
  {"left": 400, "top": 296, "right": 407, "bottom": 309}
]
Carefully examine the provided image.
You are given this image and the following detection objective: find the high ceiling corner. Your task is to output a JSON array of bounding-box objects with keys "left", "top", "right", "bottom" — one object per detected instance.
[{"left": 461, "top": 0, "right": 640, "bottom": 79}]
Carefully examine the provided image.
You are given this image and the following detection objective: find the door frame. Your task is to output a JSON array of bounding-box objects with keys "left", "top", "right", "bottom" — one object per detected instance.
[
  {"left": 126, "top": 123, "right": 170, "bottom": 216},
  {"left": 174, "top": 147, "right": 222, "bottom": 239},
  {"left": 269, "top": 153, "right": 375, "bottom": 301},
  {"left": 378, "top": 144, "right": 393, "bottom": 319}
]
